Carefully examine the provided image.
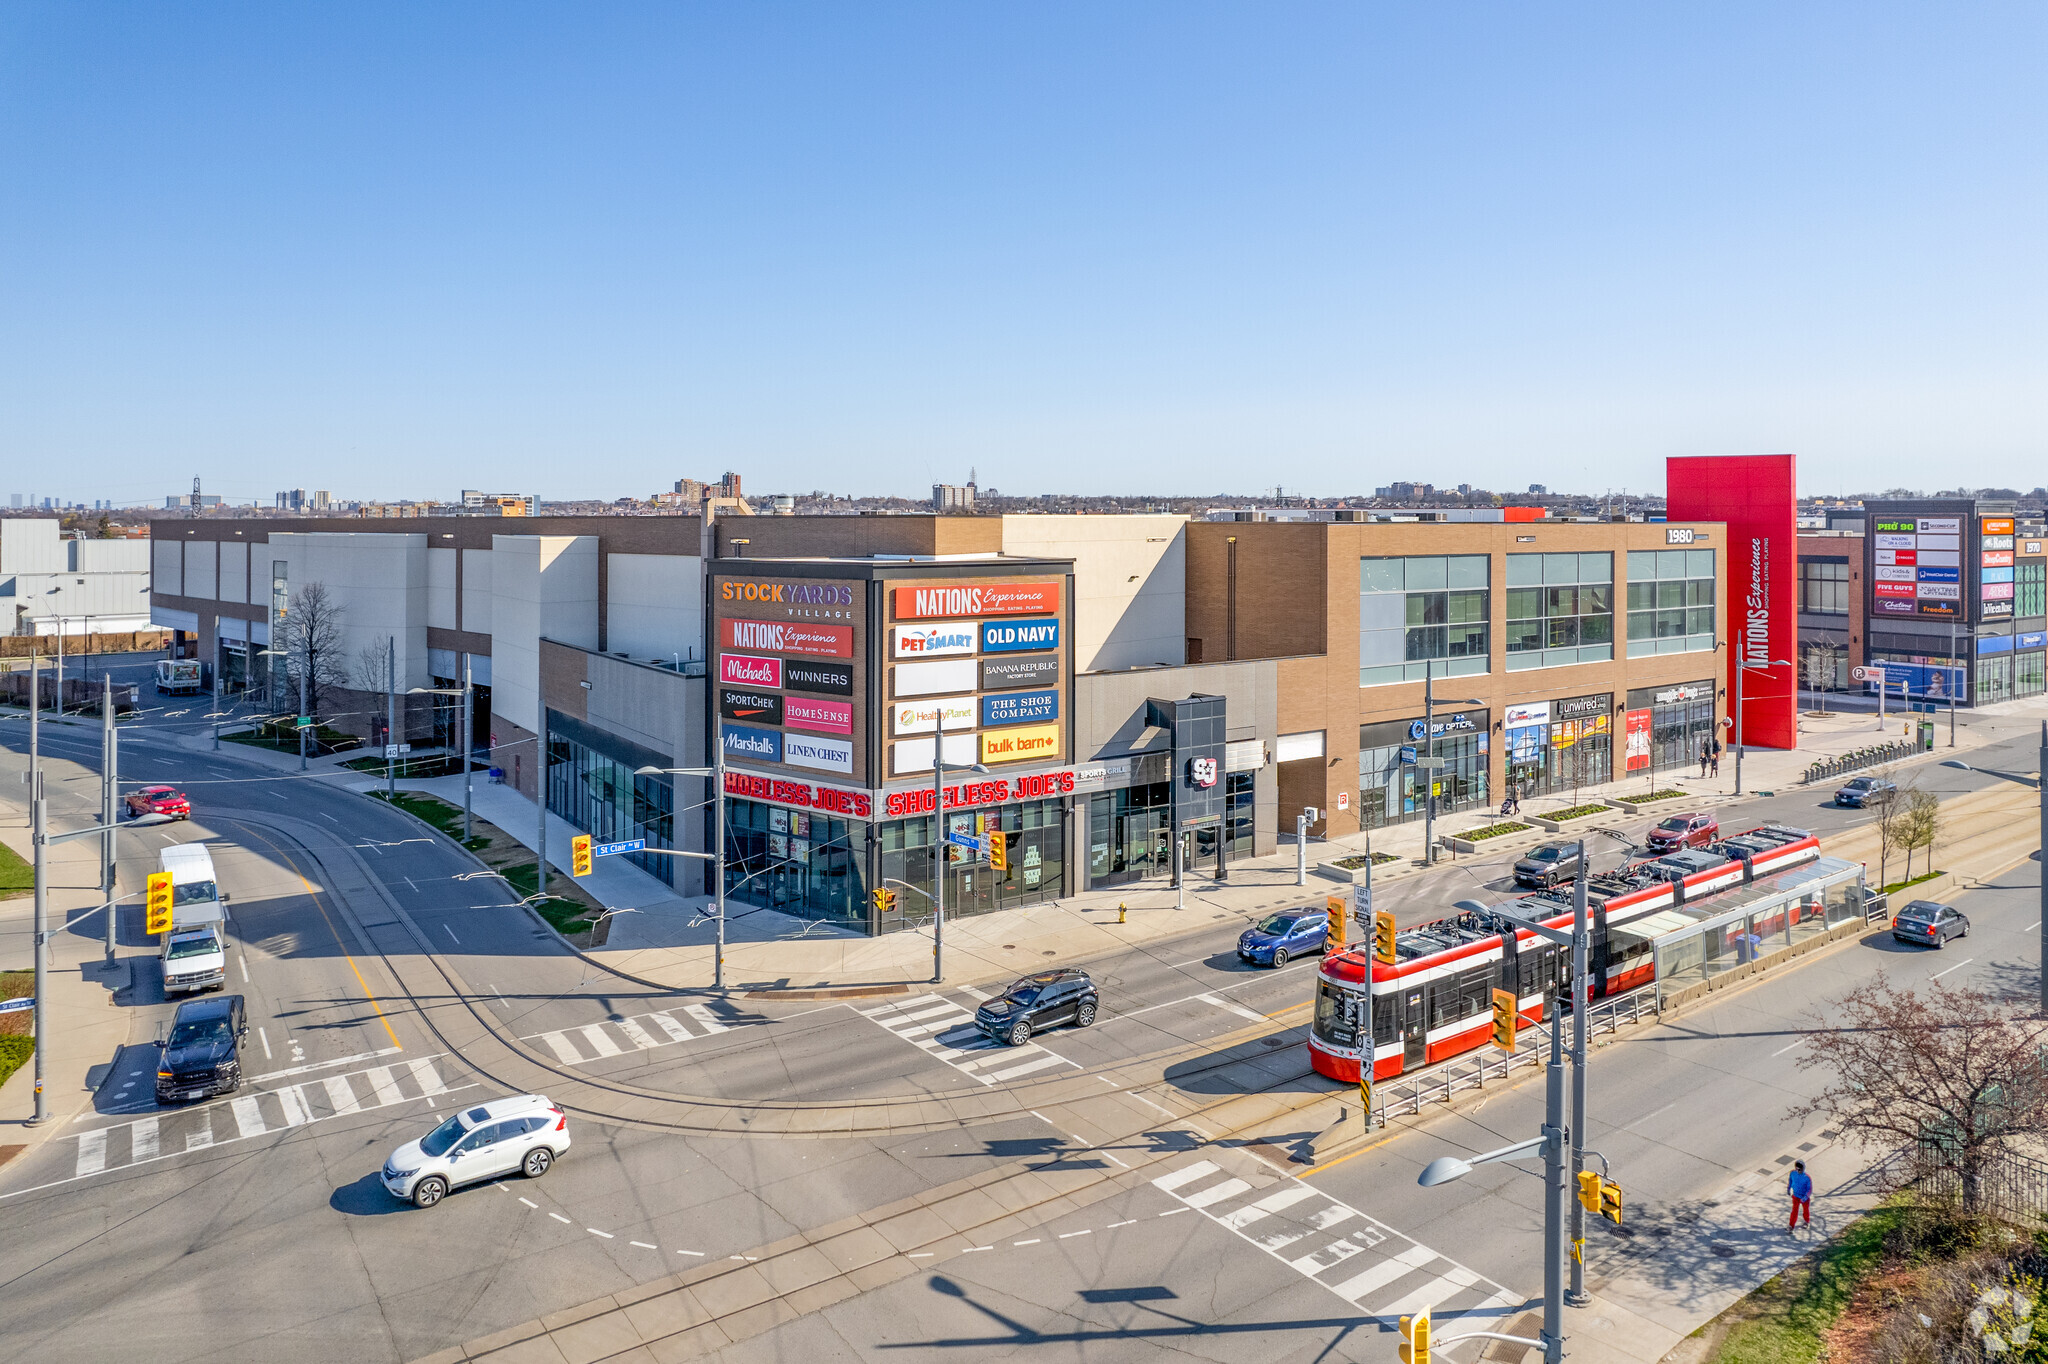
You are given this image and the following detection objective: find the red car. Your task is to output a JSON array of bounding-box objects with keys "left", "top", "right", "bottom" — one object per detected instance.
[
  {"left": 1646, "top": 811, "right": 1717, "bottom": 852},
  {"left": 126, "top": 785, "right": 192, "bottom": 820}
]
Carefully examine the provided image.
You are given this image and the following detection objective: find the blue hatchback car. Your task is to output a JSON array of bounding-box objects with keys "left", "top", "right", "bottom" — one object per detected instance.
[{"left": 1237, "top": 909, "right": 1332, "bottom": 968}]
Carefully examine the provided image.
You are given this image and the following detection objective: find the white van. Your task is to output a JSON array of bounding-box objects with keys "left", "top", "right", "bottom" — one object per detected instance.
[
  {"left": 155, "top": 659, "right": 204, "bottom": 695},
  {"left": 158, "top": 843, "right": 228, "bottom": 996}
]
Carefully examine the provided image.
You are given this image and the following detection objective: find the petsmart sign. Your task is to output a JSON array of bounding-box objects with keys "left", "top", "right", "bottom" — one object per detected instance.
[
  {"left": 892, "top": 622, "right": 977, "bottom": 658},
  {"left": 981, "top": 618, "right": 1060, "bottom": 653},
  {"left": 982, "top": 689, "right": 1058, "bottom": 727}
]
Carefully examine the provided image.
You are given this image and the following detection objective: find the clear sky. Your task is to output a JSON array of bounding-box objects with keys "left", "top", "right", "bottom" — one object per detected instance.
[{"left": 1, "top": 4, "right": 2040, "bottom": 506}]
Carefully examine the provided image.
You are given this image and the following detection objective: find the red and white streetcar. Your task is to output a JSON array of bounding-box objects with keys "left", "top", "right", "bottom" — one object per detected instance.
[{"left": 1309, "top": 824, "right": 1854, "bottom": 1084}]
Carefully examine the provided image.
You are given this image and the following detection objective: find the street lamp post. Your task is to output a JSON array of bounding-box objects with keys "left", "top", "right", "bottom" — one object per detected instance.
[
  {"left": 636, "top": 756, "right": 727, "bottom": 988},
  {"left": 28, "top": 807, "right": 176, "bottom": 1125},
  {"left": 406, "top": 676, "right": 477, "bottom": 840},
  {"left": 930, "top": 742, "right": 992, "bottom": 985},
  {"left": 1420, "top": 659, "right": 1486, "bottom": 865},
  {"left": 100, "top": 673, "right": 119, "bottom": 965},
  {"left": 1732, "top": 655, "right": 1792, "bottom": 796}
]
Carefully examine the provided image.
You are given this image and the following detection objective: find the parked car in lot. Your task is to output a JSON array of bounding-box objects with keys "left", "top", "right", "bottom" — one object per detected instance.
[
  {"left": 382, "top": 1095, "right": 571, "bottom": 1209},
  {"left": 1834, "top": 776, "right": 1897, "bottom": 808},
  {"left": 974, "top": 968, "right": 1099, "bottom": 1046},
  {"left": 126, "top": 785, "right": 192, "bottom": 820},
  {"left": 1892, "top": 900, "right": 1969, "bottom": 948},
  {"left": 1238, "top": 909, "right": 1331, "bottom": 968},
  {"left": 1512, "top": 842, "right": 1585, "bottom": 889},
  {"left": 1645, "top": 811, "right": 1718, "bottom": 852},
  {"left": 154, "top": 994, "right": 246, "bottom": 1104}
]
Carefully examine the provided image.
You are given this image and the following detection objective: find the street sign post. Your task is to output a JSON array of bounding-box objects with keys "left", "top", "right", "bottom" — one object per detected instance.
[
  {"left": 0, "top": 997, "right": 33, "bottom": 1015},
  {"left": 944, "top": 831, "right": 986, "bottom": 854},
  {"left": 593, "top": 838, "right": 647, "bottom": 858},
  {"left": 383, "top": 742, "right": 412, "bottom": 759},
  {"left": 293, "top": 716, "right": 313, "bottom": 729}
]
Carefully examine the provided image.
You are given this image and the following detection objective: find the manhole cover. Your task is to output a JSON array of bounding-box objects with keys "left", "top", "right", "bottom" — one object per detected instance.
[
  {"left": 1261, "top": 1036, "right": 1287, "bottom": 1048},
  {"left": 1710, "top": 1243, "right": 1736, "bottom": 1258}
]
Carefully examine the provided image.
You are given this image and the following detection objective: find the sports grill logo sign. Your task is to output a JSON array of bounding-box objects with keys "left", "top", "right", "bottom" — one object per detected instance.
[{"left": 1188, "top": 756, "right": 1219, "bottom": 788}]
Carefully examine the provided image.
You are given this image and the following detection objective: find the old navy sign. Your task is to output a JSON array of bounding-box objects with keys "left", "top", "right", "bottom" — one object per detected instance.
[
  {"left": 894, "top": 581, "right": 1060, "bottom": 620},
  {"left": 719, "top": 654, "right": 782, "bottom": 688},
  {"left": 981, "top": 618, "right": 1060, "bottom": 653},
  {"left": 720, "top": 618, "right": 853, "bottom": 658},
  {"left": 982, "top": 688, "right": 1058, "bottom": 727}
]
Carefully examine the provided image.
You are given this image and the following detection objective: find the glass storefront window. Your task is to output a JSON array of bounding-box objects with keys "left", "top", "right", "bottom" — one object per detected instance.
[
  {"left": 1088, "top": 783, "right": 1172, "bottom": 887},
  {"left": 726, "top": 799, "right": 869, "bottom": 926},
  {"left": 1360, "top": 556, "right": 1490, "bottom": 686},
  {"left": 1358, "top": 717, "right": 1489, "bottom": 832},
  {"left": 877, "top": 797, "right": 1066, "bottom": 926},
  {"left": 1798, "top": 559, "right": 1849, "bottom": 615},
  {"left": 546, "top": 731, "right": 678, "bottom": 886},
  {"left": 1624, "top": 683, "right": 1717, "bottom": 775},
  {"left": 2017, "top": 651, "right": 2046, "bottom": 699},
  {"left": 1975, "top": 655, "right": 2014, "bottom": 707},
  {"left": 1625, "top": 549, "right": 1717, "bottom": 658},
  {"left": 1505, "top": 553, "right": 1614, "bottom": 670}
]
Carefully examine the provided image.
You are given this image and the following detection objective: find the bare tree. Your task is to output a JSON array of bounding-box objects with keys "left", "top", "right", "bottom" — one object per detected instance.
[
  {"left": 1873, "top": 780, "right": 1906, "bottom": 891},
  {"left": 280, "top": 582, "right": 352, "bottom": 722},
  {"left": 1802, "top": 642, "right": 1839, "bottom": 715},
  {"left": 1902, "top": 788, "right": 1941, "bottom": 884},
  {"left": 1793, "top": 977, "right": 2048, "bottom": 1215}
]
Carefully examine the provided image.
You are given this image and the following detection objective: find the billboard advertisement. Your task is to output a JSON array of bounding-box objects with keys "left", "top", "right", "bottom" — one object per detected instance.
[
  {"left": 784, "top": 697, "right": 854, "bottom": 735},
  {"left": 1624, "top": 709, "right": 1652, "bottom": 771},
  {"left": 894, "top": 581, "right": 1061, "bottom": 619},
  {"left": 1667, "top": 454, "right": 1796, "bottom": 750}
]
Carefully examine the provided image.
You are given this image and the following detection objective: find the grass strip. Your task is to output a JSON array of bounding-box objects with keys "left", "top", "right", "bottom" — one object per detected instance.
[
  {"left": 0, "top": 839, "right": 28, "bottom": 898},
  {"left": 1700, "top": 1205, "right": 1903, "bottom": 1363}
]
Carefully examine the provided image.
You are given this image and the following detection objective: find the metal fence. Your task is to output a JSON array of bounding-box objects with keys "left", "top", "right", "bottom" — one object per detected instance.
[{"left": 1896, "top": 1146, "right": 2048, "bottom": 1227}]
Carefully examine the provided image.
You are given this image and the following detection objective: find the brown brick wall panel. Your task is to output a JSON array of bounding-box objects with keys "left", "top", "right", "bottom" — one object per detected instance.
[{"left": 541, "top": 641, "right": 590, "bottom": 724}]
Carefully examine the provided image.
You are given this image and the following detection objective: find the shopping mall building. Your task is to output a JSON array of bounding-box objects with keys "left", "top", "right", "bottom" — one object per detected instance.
[{"left": 151, "top": 507, "right": 1736, "bottom": 935}]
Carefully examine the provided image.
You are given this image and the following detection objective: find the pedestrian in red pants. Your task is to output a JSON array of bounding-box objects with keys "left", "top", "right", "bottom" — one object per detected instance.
[{"left": 1787, "top": 1160, "right": 1812, "bottom": 1231}]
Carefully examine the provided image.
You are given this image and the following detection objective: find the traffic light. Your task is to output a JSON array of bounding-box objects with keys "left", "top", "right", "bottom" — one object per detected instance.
[
  {"left": 1491, "top": 987, "right": 1518, "bottom": 1053},
  {"left": 145, "top": 872, "right": 174, "bottom": 935},
  {"left": 989, "top": 833, "right": 1008, "bottom": 873},
  {"left": 1578, "top": 1169, "right": 1602, "bottom": 1213},
  {"left": 570, "top": 835, "right": 593, "bottom": 878},
  {"left": 1325, "top": 894, "right": 1348, "bottom": 949},
  {"left": 1373, "top": 910, "right": 1398, "bottom": 965},
  {"left": 1600, "top": 1178, "right": 1624, "bottom": 1226},
  {"left": 873, "top": 887, "right": 897, "bottom": 916},
  {"left": 1398, "top": 1309, "right": 1430, "bottom": 1364}
]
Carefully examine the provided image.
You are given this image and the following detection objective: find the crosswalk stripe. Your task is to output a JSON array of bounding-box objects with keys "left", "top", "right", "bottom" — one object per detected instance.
[
  {"left": 324, "top": 1075, "right": 360, "bottom": 1115},
  {"left": 539, "top": 1032, "right": 582, "bottom": 1063},
  {"left": 1152, "top": 1161, "right": 1222, "bottom": 1195},
  {"left": 894, "top": 1000, "right": 960, "bottom": 1023},
  {"left": 645, "top": 1011, "right": 691, "bottom": 1043},
  {"left": 276, "top": 1086, "right": 313, "bottom": 1127},
  {"left": 1306, "top": 1203, "right": 1357, "bottom": 1231},
  {"left": 231, "top": 1096, "right": 266, "bottom": 1138},
  {"left": 76, "top": 1129, "right": 108, "bottom": 1176},
  {"left": 1185, "top": 1177, "right": 1256, "bottom": 1210},
  {"left": 1251, "top": 1224, "right": 1313, "bottom": 1252},
  {"left": 959, "top": 985, "right": 992, "bottom": 1001},
  {"left": 981, "top": 1053, "right": 1069, "bottom": 1082},
  {"left": 1329, "top": 1244, "right": 1436, "bottom": 1303},
  {"left": 615, "top": 1018, "right": 660, "bottom": 1050},
  {"left": 578, "top": 1025, "right": 624, "bottom": 1058},
  {"left": 899, "top": 1016, "right": 972, "bottom": 1038},
  {"left": 369, "top": 1067, "right": 403, "bottom": 1108},
  {"left": 682, "top": 1003, "right": 727, "bottom": 1035},
  {"left": 1289, "top": 1237, "right": 1367, "bottom": 1275},
  {"left": 185, "top": 1124, "right": 214, "bottom": 1152},
  {"left": 408, "top": 1058, "right": 446, "bottom": 1095},
  {"left": 131, "top": 1117, "right": 159, "bottom": 1163},
  {"left": 1219, "top": 1184, "right": 1318, "bottom": 1229},
  {"left": 1377, "top": 1266, "right": 1480, "bottom": 1321}
]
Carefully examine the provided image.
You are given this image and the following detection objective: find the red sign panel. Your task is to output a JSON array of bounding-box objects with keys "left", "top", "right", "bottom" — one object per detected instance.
[
  {"left": 1623, "top": 709, "right": 1653, "bottom": 772},
  {"left": 1983, "top": 550, "right": 2015, "bottom": 568},
  {"left": 893, "top": 582, "right": 1061, "bottom": 620},
  {"left": 784, "top": 697, "right": 854, "bottom": 735},
  {"left": 1666, "top": 454, "right": 1796, "bottom": 751},
  {"left": 1872, "top": 581, "right": 1917, "bottom": 598},
  {"left": 722, "top": 770, "right": 872, "bottom": 817},
  {"left": 882, "top": 768, "right": 1077, "bottom": 817},
  {"left": 720, "top": 619, "right": 853, "bottom": 658},
  {"left": 719, "top": 654, "right": 782, "bottom": 687}
]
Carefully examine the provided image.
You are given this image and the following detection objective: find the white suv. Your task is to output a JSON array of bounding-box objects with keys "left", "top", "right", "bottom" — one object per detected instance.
[{"left": 382, "top": 1095, "right": 570, "bottom": 1208}]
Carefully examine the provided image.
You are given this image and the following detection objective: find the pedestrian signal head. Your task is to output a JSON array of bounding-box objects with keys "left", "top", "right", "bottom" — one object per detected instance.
[
  {"left": 570, "top": 834, "right": 593, "bottom": 878},
  {"left": 872, "top": 887, "right": 896, "bottom": 915},
  {"left": 1398, "top": 1309, "right": 1430, "bottom": 1364},
  {"left": 1373, "top": 910, "right": 1398, "bottom": 965},
  {"left": 1578, "top": 1169, "right": 1602, "bottom": 1213},
  {"left": 145, "top": 871, "right": 175, "bottom": 935},
  {"left": 1600, "top": 1178, "right": 1624, "bottom": 1226},
  {"left": 1491, "top": 987, "right": 1518, "bottom": 1053}
]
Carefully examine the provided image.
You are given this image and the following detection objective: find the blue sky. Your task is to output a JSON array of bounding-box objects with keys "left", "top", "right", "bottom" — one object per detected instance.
[{"left": 1, "top": 4, "right": 2040, "bottom": 505}]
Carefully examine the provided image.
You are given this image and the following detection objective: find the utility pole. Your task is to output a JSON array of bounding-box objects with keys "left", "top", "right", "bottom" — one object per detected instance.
[
  {"left": 1423, "top": 659, "right": 1436, "bottom": 862},
  {"left": 537, "top": 710, "right": 548, "bottom": 898},
  {"left": 385, "top": 636, "right": 397, "bottom": 800},
  {"left": 1543, "top": 985, "right": 1567, "bottom": 1361},
  {"left": 28, "top": 767, "right": 46, "bottom": 1125},
  {"left": 28, "top": 653, "right": 39, "bottom": 824},
  {"left": 713, "top": 747, "right": 726, "bottom": 988},
  {"left": 297, "top": 647, "right": 309, "bottom": 772},
  {"left": 461, "top": 653, "right": 473, "bottom": 843},
  {"left": 101, "top": 673, "right": 118, "bottom": 966},
  {"left": 2039, "top": 721, "right": 2046, "bottom": 1019},
  {"left": 211, "top": 651, "right": 222, "bottom": 751},
  {"left": 1567, "top": 844, "right": 1590, "bottom": 1307}
]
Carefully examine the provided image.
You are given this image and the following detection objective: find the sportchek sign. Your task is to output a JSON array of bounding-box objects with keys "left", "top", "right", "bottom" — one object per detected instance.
[
  {"left": 720, "top": 619, "right": 853, "bottom": 658},
  {"left": 893, "top": 582, "right": 1060, "bottom": 620}
]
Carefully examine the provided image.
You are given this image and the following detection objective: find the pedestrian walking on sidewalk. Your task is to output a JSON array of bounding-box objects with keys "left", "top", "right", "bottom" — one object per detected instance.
[
  {"left": 1699, "top": 740, "right": 1711, "bottom": 779},
  {"left": 1787, "top": 1159, "right": 1813, "bottom": 1231},
  {"left": 1710, "top": 739, "right": 1722, "bottom": 778}
]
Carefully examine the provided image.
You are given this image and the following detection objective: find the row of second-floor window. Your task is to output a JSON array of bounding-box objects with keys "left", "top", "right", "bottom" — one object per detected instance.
[
  {"left": 1799, "top": 558, "right": 1850, "bottom": 616},
  {"left": 1362, "top": 550, "right": 1717, "bottom": 684},
  {"left": 2019, "top": 561, "right": 2046, "bottom": 618}
]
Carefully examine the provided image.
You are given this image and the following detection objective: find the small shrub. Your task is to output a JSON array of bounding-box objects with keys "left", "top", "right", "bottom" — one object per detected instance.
[
  {"left": 1539, "top": 804, "right": 1608, "bottom": 822},
  {"left": 1455, "top": 822, "right": 1532, "bottom": 841}
]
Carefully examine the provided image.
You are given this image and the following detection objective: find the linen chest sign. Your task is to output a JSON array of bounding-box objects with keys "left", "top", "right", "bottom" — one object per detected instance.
[{"left": 894, "top": 581, "right": 1061, "bottom": 620}]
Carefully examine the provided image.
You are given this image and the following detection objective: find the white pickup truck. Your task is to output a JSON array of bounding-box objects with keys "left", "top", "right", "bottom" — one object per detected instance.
[
  {"left": 155, "top": 659, "right": 204, "bottom": 695},
  {"left": 158, "top": 843, "right": 228, "bottom": 996}
]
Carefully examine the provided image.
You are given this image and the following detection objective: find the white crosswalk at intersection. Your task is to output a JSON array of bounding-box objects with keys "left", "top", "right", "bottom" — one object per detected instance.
[
  {"left": 521, "top": 1004, "right": 730, "bottom": 1066},
  {"left": 1149, "top": 1154, "right": 1519, "bottom": 1341},
  {"left": 857, "top": 995, "right": 1081, "bottom": 1087},
  {"left": 54, "top": 1055, "right": 465, "bottom": 1185}
]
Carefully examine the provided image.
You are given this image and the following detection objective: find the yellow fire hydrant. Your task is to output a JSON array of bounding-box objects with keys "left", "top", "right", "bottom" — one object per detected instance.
[{"left": 1118, "top": 901, "right": 1128, "bottom": 924}]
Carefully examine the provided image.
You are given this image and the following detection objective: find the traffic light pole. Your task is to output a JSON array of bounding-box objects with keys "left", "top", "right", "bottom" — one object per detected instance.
[{"left": 1568, "top": 843, "right": 1590, "bottom": 1307}]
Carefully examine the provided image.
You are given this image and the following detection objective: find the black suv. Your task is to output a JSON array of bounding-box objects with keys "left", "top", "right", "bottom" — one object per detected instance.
[
  {"left": 1512, "top": 842, "right": 1584, "bottom": 889},
  {"left": 974, "top": 969, "right": 1099, "bottom": 1046},
  {"left": 156, "top": 994, "right": 248, "bottom": 1105}
]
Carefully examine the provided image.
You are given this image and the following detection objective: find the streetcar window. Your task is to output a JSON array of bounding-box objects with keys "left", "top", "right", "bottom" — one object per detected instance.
[
  {"left": 1372, "top": 991, "right": 1396, "bottom": 1046},
  {"left": 1312, "top": 983, "right": 1361, "bottom": 1048}
]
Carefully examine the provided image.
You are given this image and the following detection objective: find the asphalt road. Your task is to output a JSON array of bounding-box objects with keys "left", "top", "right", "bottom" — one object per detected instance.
[{"left": 0, "top": 691, "right": 2040, "bottom": 1362}]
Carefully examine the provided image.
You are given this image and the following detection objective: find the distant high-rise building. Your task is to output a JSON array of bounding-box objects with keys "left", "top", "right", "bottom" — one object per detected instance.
[
  {"left": 311, "top": 490, "right": 332, "bottom": 510},
  {"left": 457, "top": 490, "right": 537, "bottom": 516},
  {"left": 9, "top": 494, "right": 20, "bottom": 508},
  {"left": 933, "top": 481, "right": 978, "bottom": 512}
]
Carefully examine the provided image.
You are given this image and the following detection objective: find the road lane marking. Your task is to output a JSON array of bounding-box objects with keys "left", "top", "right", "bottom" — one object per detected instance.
[
  {"left": 232, "top": 1097, "right": 266, "bottom": 1138},
  {"left": 588, "top": 1229, "right": 613, "bottom": 1238},
  {"left": 647, "top": 1012, "right": 692, "bottom": 1043},
  {"left": 1184, "top": 1178, "right": 1254, "bottom": 1209},
  {"left": 1013, "top": 1239, "right": 1040, "bottom": 1246},
  {"left": 185, "top": 1126, "right": 213, "bottom": 1152},
  {"left": 631, "top": 1242, "right": 658, "bottom": 1250},
  {"left": 520, "top": 1198, "right": 538, "bottom": 1208},
  {"left": 578, "top": 1025, "right": 624, "bottom": 1058},
  {"left": 1770, "top": 1038, "right": 1809, "bottom": 1058},
  {"left": 1198, "top": 993, "right": 1270, "bottom": 1025},
  {"left": 257, "top": 1027, "right": 272, "bottom": 1060},
  {"left": 408, "top": 1058, "right": 446, "bottom": 1095},
  {"left": 443, "top": 925, "right": 460, "bottom": 945},
  {"left": 614, "top": 1018, "right": 660, "bottom": 1051},
  {"left": 551, "top": 1213, "right": 572, "bottom": 1224},
  {"left": 1930, "top": 958, "right": 1975, "bottom": 980},
  {"left": 1058, "top": 1230, "right": 1092, "bottom": 1239},
  {"left": 248, "top": 1046, "right": 404, "bottom": 1086},
  {"left": 239, "top": 955, "right": 249, "bottom": 983}
]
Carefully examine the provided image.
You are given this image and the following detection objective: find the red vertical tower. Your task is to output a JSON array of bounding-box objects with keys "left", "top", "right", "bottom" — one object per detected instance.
[{"left": 1666, "top": 454, "right": 1799, "bottom": 751}]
